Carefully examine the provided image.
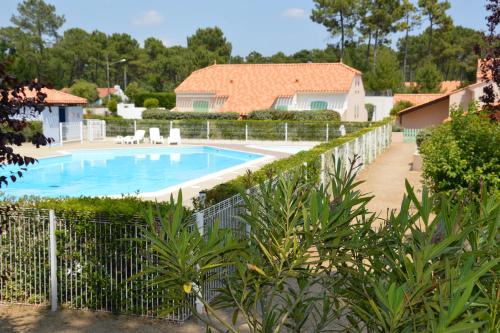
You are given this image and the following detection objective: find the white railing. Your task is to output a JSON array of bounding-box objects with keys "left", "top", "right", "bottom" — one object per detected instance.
[
  {"left": 0, "top": 123, "right": 391, "bottom": 323},
  {"left": 403, "top": 128, "right": 422, "bottom": 143},
  {"left": 59, "top": 120, "right": 107, "bottom": 145}
]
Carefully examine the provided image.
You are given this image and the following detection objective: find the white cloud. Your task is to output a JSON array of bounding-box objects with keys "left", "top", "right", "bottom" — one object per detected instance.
[
  {"left": 282, "top": 8, "right": 306, "bottom": 19},
  {"left": 132, "top": 10, "right": 164, "bottom": 26}
]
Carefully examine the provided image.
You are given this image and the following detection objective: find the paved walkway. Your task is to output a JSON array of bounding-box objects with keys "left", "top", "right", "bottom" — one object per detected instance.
[{"left": 356, "top": 132, "right": 422, "bottom": 219}]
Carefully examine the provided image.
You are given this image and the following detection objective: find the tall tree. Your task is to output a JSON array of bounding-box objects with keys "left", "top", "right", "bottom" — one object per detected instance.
[
  {"left": 415, "top": 61, "right": 443, "bottom": 92},
  {"left": 397, "top": 0, "right": 421, "bottom": 81},
  {"left": 10, "top": 0, "right": 65, "bottom": 79},
  {"left": 187, "top": 27, "right": 232, "bottom": 65},
  {"left": 311, "top": 0, "right": 359, "bottom": 59},
  {"left": 418, "top": 0, "right": 451, "bottom": 53}
]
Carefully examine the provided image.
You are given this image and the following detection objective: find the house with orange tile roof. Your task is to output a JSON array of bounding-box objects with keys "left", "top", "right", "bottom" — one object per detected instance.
[
  {"left": 174, "top": 63, "right": 368, "bottom": 121},
  {"left": 398, "top": 81, "right": 496, "bottom": 128},
  {"left": 398, "top": 59, "right": 499, "bottom": 129}
]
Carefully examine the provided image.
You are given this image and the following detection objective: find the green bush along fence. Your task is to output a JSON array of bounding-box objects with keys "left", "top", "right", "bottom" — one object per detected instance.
[
  {"left": 106, "top": 119, "right": 371, "bottom": 142},
  {"left": 0, "top": 121, "right": 392, "bottom": 323}
]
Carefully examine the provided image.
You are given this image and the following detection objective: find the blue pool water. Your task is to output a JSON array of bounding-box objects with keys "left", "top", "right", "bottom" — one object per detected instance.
[{"left": 4, "top": 147, "right": 262, "bottom": 198}]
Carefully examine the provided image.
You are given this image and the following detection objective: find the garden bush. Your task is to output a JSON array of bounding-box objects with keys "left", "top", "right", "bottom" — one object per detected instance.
[
  {"left": 419, "top": 107, "right": 500, "bottom": 197},
  {"left": 247, "top": 109, "right": 341, "bottom": 121},
  {"left": 390, "top": 100, "right": 413, "bottom": 116},
  {"left": 143, "top": 98, "right": 160, "bottom": 109},
  {"left": 107, "top": 99, "right": 117, "bottom": 114},
  {"left": 142, "top": 109, "right": 239, "bottom": 120},
  {"left": 134, "top": 92, "right": 175, "bottom": 109}
]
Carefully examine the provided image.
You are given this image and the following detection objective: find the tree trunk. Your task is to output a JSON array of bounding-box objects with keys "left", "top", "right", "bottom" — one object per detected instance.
[
  {"left": 373, "top": 29, "right": 379, "bottom": 69},
  {"left": 366, "top": 30, "right": 372, "bottom": 66},
  {"left": 428, "top": 15, "right": 433, "bottom": 54},
  {"left": 340, "top": 10, "right": 345, "bottom": 60},
  {"left": 403, "top": 15, "right": 410, "bottom": 81}
]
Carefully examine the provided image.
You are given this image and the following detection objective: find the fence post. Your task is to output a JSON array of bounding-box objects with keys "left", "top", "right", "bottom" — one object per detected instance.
[
  {"left": 245, "top": 123, "right": 248, "bottom": 142},
  {"left": 207, "top": 121, "right": 210, "bottom": 140},
  {"left": 103, "top": 120, "right": 107, "bottom": 139},
  {"left": 195, "top": 212, "right": 204, "bottom": 313},
  {"left": 59, "top": 123, "right": 63, "bottom": 146},
  {"left": 320, "top": 153, "right": 326, "bottom": 187},
  {"left": 285, "top": 123, "right": 288, "bottom": 142},
  {"left": 49, "top": 210, "right": 58, "bottom": 312},
  {"left": 134, "top": 120, "right": 137, "bottom": 133},
  {"left": 80, "top": 121, "right": 84, "bottom": 143},
  {"left": 325, "top": 123, "right": 329, "bottom": 142}
]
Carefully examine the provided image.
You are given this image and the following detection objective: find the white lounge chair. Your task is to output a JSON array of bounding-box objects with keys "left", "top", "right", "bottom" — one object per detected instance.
[
  {"left": 167, "top": 128, "right": 181, "bottom": 145},
  {"left": 114, "top": 136, "right": 125, "bottom": 144},
  {"left": 149, "top": 128, "right": 165, "bottom": 144},
  {"left": 124, "top": 130, "right": 145, "bottom": 144}
]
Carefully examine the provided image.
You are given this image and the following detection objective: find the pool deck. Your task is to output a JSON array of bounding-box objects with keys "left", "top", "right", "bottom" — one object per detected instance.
[{"left": 11, "top": 139, "right": 318, "bottom": 206}]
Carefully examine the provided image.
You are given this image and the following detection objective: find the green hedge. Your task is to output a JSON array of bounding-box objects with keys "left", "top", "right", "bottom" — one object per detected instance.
[
  {"left": 134, "top": 92, "right": 176, "bottom": 109},
  {"left": 247, "top": 109, "right": 341, "bottom": 121},
  {"left": 200, "top": 118, "right": 392, "bottom": 206},
  {"left": 142, "top": 110, "right": 240, "bottom": 120}
]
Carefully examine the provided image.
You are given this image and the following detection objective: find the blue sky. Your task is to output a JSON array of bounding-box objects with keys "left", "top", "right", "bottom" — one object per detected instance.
[{"left": 0, "top": 0, "right": 489, "bottom": 56}]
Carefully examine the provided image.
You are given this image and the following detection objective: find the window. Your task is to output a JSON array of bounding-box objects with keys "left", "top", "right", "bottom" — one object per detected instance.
[
  {"left": 310, "top": 101, "right": 328, "bottom": 110},
  {"left": 354, "top": 105, "right": 359, "bottom": 119},
  {"left": 193, "top": 100, "right": 209, "bottom": 112},
  {"left": 275, "top": 105, "right": 288, "bottom": 111}
]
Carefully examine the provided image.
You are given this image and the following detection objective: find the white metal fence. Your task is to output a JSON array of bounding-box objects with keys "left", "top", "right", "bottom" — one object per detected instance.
[
  {"left": 59, "top": 120, "right": 106, "bottom": 145},
  {"left": 0, "top": 123, "right": 391, "bottom": 323},
  {"left": 106, "top": 120, "right": 371, "bottom": 142},
  {"left": 403, "top": 128, "right": 422, "bottom": 143}
]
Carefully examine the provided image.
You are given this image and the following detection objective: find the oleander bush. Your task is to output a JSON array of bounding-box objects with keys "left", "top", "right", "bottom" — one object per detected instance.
[
  {"left": 138, "top": 158, "right": 500, "bottom": 332},
  {"left": 142, "top": 109, "right": 240, "bottom": 120},
  {"left": 419, "top": 106, "right": 500, "bottom": 198},
  {"left": 248, "top": 109, "right": 341, "bottom": 121}
]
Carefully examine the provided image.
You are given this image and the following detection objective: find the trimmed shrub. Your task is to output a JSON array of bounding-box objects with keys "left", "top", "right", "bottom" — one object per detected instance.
[
  {"left": 142, "top": 110, "right": 239, "bottom": 120},
  {"left": 135, "top": 92, "right": 176, "bottom": 109},
  {"left": 144, "top": 98, "right": 160, "bottom": 109},
  {"left": 390, "top": 100, "right": 413, "bottom": 116},
  {"left": 107, "top": 99, "right": 117, "bottom": 114},
  {"left": 247, "top": 109, "right": 341, "bottom": 121},
  {"left": 419, "top": 107, "right": 500, "bottom": 197}
]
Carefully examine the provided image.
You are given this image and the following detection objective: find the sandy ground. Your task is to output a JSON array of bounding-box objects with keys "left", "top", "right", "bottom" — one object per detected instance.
[
  {"left": 357, "top": 132, "right": 422, "bottom": 226},
  {"left": 0, "top": 132, "right": 422, "bottom": 332}
]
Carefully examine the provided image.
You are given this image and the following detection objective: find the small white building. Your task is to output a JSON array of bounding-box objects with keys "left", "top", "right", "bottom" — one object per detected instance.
[
  {"left": 174, "top": 63, "right": 368, "bottom": 121},
  {"left": 19, "top": 88, "right": 88, "bottom": 143},
  {"left": 96, "top": 85, "right": 128, "bottom": 105}
]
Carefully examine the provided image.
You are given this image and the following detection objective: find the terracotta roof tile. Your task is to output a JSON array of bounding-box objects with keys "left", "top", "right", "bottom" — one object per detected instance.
[
  {"left": 175, "top": 63, "right": 361, "bottom": 113},
  {"left": 97, "top": 87, "right": 117, "bottom": 99},
  {"left": 393, "top": 93, "right": 445, "bottom": 106},
  {"left": 19, "top": 87, "right": 87, "bottom": 105}
]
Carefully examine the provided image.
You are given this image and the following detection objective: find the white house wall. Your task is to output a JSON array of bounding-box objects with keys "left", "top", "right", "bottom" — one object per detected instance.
[
  {"left": 365, "top": 96, "right": 393, "bottom": 121},
  {"left": 344, "top": 75, "right": 367, "bottom": 121},
  {"left": 291, "top": 93, "right": 347, "bottom": 113}
]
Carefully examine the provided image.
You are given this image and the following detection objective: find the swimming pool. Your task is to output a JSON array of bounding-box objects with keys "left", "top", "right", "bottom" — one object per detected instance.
[{"left": 4, "top": 147, "right": 263, "bottom": 198}]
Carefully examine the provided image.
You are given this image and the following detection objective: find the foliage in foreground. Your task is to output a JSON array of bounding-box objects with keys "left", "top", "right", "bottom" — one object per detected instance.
[
  {"left": 138, "top": 157, "right": 499, "bottom": 332},
  {"left": 419, "top": 108, "right": 500, "bottom": 198}
]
